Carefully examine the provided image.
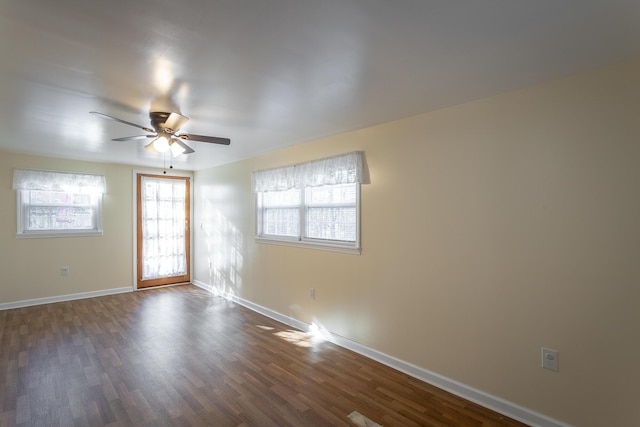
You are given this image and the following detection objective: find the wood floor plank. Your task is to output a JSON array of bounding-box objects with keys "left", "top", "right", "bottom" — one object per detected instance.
[{"left": 0, "top": 285, "right": 530, "bottom": 426}]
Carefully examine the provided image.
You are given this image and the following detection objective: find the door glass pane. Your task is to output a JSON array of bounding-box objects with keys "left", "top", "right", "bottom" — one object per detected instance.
[{"left": 141, "top": 176, "right": 187, "bottom": 280}]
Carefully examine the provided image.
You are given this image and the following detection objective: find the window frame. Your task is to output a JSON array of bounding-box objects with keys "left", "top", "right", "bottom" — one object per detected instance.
[
  {"left": 15, "top": 188, "right": 104, "bottom": 239},
  {"left": 255, "top": 183, "right": 361, "bottom": 255}
]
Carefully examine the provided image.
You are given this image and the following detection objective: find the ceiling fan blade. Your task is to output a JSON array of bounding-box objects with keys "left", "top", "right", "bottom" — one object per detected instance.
[
  {"left": 163, "top": 112, "right": 189, "bottom": 133},
  {"left": 170, "top": 138, "right": 195, "bottom": 155},
  {"left": 177, "top": 133, "right": 231, "bottom": 145},
  {"left": 90, "top": 111, "right": 154, "bottom": 133},
  {"left": 112, "top": 135, "right": 155, "bottom": 142}
]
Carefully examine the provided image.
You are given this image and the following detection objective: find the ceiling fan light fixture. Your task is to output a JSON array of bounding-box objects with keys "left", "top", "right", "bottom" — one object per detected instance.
[
  {"left": 153, "top": 136, "right": 170, "bottom": 152},
  {"left": 144, "top": 141, "right": 158, "bottom": 154},
  {"left": 170, "top": 140, "right": 186, "bottom": 157}
]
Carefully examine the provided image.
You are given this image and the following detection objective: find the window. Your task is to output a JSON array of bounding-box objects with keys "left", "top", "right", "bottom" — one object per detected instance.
[
  {"left": 304, "top": 183, "right": 357, "bottom": 242},
  {"left": 13, "top": 169, "right": 106, "bottom": 238},
  {"left": 253, "top": 152, "right": 362, "bottom": 254}
]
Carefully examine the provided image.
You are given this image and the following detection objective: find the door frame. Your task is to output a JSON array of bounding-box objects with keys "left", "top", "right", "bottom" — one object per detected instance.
[{"left": 132, "top": 169, "right": 194, "bottom": 290}]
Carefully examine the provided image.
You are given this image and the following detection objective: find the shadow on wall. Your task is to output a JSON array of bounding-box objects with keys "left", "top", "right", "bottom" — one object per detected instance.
[{"left": 203, "top": 200, "right": 244, "bottom": 298}]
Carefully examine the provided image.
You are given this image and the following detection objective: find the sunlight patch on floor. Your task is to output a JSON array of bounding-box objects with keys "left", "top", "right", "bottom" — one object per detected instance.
[
  {"left": 273, "top": 329, "right": 314, "bottom": 347},
  {"left": 348, "top": 411, "right": 383, "bottom": 427},
  {"left": 308, "top": 321, "right": 330, "bottom": 342},
  {"left": 256, "top": 320, "right": 331, "bottom": 348}
]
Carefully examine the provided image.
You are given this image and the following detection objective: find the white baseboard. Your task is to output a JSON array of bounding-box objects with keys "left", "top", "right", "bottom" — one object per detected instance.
[
  {"left": 191, "top": 280, "right": 571, "bottom": 427},
  {"left": 0, "top": 286, "right": 133, "bottom": 311}
]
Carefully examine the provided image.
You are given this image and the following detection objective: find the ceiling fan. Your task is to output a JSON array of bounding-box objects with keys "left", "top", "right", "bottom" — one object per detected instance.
[{"left": 90, "top": 111, "right": 230, "bottom": 157}]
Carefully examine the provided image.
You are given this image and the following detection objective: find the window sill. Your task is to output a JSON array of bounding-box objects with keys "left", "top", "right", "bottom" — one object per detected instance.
[
  {"left": 16, "top": 230, "right": 103, "bottom": 239},
  {"left": 255, "top": 237, "right": 361, "bottom": 255}
]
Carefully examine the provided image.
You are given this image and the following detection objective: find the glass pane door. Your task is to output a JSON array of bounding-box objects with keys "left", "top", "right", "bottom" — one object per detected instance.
[{"left": 137, "top": 174, "right": 190, "bottom": 288}]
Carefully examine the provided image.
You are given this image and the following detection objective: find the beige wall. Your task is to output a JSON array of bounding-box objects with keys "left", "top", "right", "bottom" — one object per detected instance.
[
  {"left": 193, "top": 59, "right": 640, "bottom": 427},
  {"left": 1, "top": 152, "right": 140, "bottom": 303}
]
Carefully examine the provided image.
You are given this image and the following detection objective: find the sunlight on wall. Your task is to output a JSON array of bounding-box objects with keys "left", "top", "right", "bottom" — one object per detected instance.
[{"left": 203, "top": 199, "right": 244, "bottom": 297}]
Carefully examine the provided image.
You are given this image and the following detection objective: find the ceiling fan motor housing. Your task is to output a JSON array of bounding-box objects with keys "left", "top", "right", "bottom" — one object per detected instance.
[{"left": 150, "top": 111, "right": 176, "bottom": 132}]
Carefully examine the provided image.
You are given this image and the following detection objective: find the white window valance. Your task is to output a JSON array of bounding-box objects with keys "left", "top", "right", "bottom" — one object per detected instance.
[
  {"left": 252, "top": 151, "right": 363, "bottom": 193},
  {"left": 12, "top": 169, "right": 106, "bottom": 194}
]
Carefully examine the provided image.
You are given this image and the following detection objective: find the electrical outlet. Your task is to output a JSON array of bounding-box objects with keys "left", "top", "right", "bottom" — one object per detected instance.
[
  {"left": 309, "top": 288, "right": 315, "bottom": 300},
  {"left": 61, "top": 266, "right": 70, "bottom": 276},
  {"left": 541, "top": 348, "right": 559, "bottom": 372}
]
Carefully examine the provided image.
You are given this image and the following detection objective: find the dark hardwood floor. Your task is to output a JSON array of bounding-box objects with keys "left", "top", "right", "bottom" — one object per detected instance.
[{"left": 0, "top": 285, "right": 529, "bottom": 426}]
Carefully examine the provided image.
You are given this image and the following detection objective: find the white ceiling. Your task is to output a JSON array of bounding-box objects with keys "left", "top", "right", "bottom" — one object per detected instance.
[{"left": 1, "top": 0, "right": 639, "bottom": 171}]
